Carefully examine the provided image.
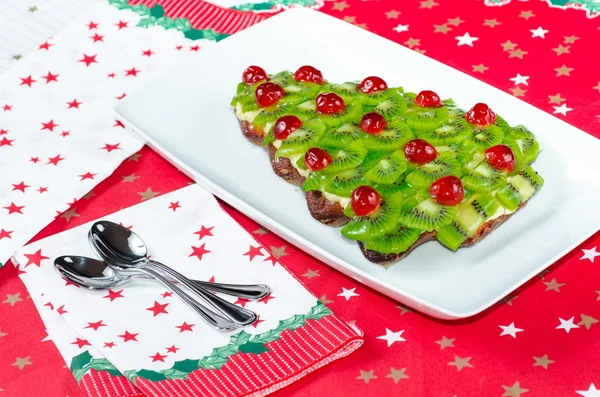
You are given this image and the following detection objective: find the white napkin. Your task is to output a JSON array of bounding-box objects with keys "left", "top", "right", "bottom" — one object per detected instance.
[{"left": 14, "top": 184, "right": 362, "bottom": 397}]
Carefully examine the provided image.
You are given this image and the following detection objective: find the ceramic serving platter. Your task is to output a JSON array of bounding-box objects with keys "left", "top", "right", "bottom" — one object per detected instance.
[{"left": 115, "top": 8, "right": 600, "bottom": 319}]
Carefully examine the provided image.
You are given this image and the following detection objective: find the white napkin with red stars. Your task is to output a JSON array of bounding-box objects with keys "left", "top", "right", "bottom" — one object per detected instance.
[
  {"left": 0, "top": 1, "right": 216, "bottom": 265},
  {"left": 14, "top": 184, "right": 363, "bottom": 397}
]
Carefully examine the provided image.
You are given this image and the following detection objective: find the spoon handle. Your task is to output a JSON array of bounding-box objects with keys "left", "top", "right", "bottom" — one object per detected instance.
[
  {"left": 195, "top": 281, "right": 271, "bottom": 300},
  {"left": 145, "top": 260, "right": 258, "bottom": 326},
  {"left": 138, "top": 266, "right": 240, "bottom": 332}
]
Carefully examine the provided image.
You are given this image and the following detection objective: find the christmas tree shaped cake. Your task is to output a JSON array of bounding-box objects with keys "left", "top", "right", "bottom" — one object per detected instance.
[{"left": 230, "top": 65, "right": 544, "bottom": 266}]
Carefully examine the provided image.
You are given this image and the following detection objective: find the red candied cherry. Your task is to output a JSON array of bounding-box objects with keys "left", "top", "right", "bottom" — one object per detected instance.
[
  {"left": 242, "top": 65, "right": 268, "bottom": 85},
  {"left": 465, "top": 103, "right": 497, "bottom": 127},
  {"left": 485, "top": 144, "right": 516, "bottom": 173},
  {"left": 351, "top": 185, "right": 381, "bottom": 216},
  {"left": 274, "top": 115, "right": 302, "bottom": 140},
  {"left": 358, "top": 76, "right": 387, "bottom": 94},
  {"left": 360, "top": 112, "right": 388, "bottom": 134},
  {"left": 430, "top": 176, "right": 464, "bottom": 206},
  {"left": 255, "top": 82, "right": 285, "bottom": 108},
  {"left": 293, "top": 65, "right": 324, "bottom": 85},
  {"left": 316, "top": 92, "right": 346, "bottom": 114},
  {"left": 415, "top": 90, "right": 443, "bottom": 108},
  {"left": 357, "top": 76, "right": 388, "bottom": 94},
  {"left": 404, "top": 139, "right": 438, "bottom": 165},
  {"left": 304, "top": 148, "right": 332, "bottom": 171}
]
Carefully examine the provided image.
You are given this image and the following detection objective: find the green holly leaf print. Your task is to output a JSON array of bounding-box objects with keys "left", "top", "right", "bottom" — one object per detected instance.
[
  {"left": 87, "top": 358, "right": 122, "bottom": 377},
  {"left": 157, "top": 17, "right": 175, "bottom": 29},
  {"left": 137, "top": 17, "right": 157, "bottom": 28},
  {"left": 135, "top": 369, "right": 167, "bottom": 381},
  {"left": 238, "top": 341, "right": 269, "bottom": 354},
  {"left": 130, "top": 4, "right": 151, "bottom": 16},
  {"left": 150, "top": 4, "right": 166, "bottom": 18},
  {"left": 70, "top": 351, "right": 94, "bottom": 382},
  {"left": 183, "top": 29, "right": 206, "bottom": 40},
  {"left": 173, "top": 18, "right": 191, "bottom": 32},
  {"left": 108, "top": 0, "right": 129, "bottom": 9},
  {"left": 232, "top": 2, "right": 273, "bottom": 11},
  {"left": 161, "top": 368, "right": 189, "bottom": 380},
  {"left": 172, "top": 359, "right": 200, "bottom": 373}
]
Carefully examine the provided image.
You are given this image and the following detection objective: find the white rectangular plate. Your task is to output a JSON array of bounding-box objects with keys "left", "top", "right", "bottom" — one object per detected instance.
[{"left": 115, "top": 8, "right": 600, "bottom": 320}]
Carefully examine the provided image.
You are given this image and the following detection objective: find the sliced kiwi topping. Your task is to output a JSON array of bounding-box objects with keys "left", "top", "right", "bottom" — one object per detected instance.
[
  {"left": 461, "top": 160, "right": 507, "bottom": 193},
  {"left": 416, "top": 119, "right": 472, "bottom": 146},
  {"left": 321, "top": 140, "right": 368, "bottom": 174},
  {"left": 364, "top": 150, "right": 407, "bottom": 184},
  {"left": 362, "top": 119, "right": 414, "bottom": 151},
  {"left": 436, "top": 193, "right": 500, "bottom": 251},
  {"left": 275, "top": 119, "right": 327, "bottom": 159},
  {"left": 405, "top": 151, "right": 462, "bottom": 189},
  {"left": 233, "top": 69, "right": 544, "bottom": 258},
  {"left": 318, "top": 123, "right": 363, "bottom": 149},
  {"left": 324, "top": 167, "right": 370, "bottom": 197},
  {"left": 364, "top": 226, "right": 422, "bottom": 254},
  {"left": 341, "top": 193, "right": 403, "bottom": 241},
  {"left": 398, "top": 197, "right": 458, "bottom": 232},
  {"left": 403, "top": 105, "right": 449, "bottom": 131},
  {"left": 472, "top": 125, "right": 503, "bottom": 150}
]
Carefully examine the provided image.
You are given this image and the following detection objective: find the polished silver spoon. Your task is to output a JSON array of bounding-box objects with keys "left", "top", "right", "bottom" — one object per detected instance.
[
  {"left": 88, "top": 220, "right": 258, "bottom": 326},
  {"left": 55, "top": 254, "right": 268, "bottom": 299},
  {"left": 54, "top": 255, "right": 240, "bottom": 332}
]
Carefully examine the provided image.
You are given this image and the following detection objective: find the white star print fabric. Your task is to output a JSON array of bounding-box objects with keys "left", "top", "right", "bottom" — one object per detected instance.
[{"left": 0, "top": 2, "right": 215, "bottom": 265}]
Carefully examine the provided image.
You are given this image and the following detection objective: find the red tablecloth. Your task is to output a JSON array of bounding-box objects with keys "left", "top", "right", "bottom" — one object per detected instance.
[{"left": 1, "top": 1, "right": 599, "bottom": 396}]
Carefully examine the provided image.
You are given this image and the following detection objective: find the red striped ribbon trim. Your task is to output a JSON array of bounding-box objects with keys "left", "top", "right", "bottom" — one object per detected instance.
[
  {"left": 127, "top": 0, "right": 271, "bottom": 33},
  {"left": 81, "top": 316, "right": 361, "bottom": 397}
]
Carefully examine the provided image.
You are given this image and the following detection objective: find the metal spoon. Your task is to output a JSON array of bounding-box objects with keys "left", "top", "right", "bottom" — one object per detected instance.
[
  {"left": 55, "top": 254, "right": 269, "bottom": 299},
  {"left": 54, "top": 255, "right": 240, "bottom": 332},
  {"left": 88, "top": 220, "right": 258, "bottom": 326}
]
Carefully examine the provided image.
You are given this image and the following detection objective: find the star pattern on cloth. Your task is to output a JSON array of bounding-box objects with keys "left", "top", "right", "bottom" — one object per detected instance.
[
  {"left": 338, "top": 287, "right": 359, "bottom": 301},
  {"left": 502, "top": 382, "right": 529, "bottom": 397},
  {"left": 448, "top": 355, "right": 473, "bottom": 371},
  {"left": 533, "top": 354, "right": 555, "bottom": 369},
  {"left": 376, "top": 328, "right": 406, "bottom": 347},
  {"left": 556, "top": 317, "right": 580, "bottom": 333},
  {"left": 356, "top": 370, "right": 378, "bottom": 384},
  {"left": 385, "top": 367, "right": 409, "bottom": 384},
  {"left": 577, "top": 384, "right": 600, "bottom": 397}
]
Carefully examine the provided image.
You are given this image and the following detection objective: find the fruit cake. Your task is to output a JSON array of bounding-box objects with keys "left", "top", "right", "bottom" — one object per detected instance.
[{"left": 230, "top": 65, "right": 544, "bottom": 266}]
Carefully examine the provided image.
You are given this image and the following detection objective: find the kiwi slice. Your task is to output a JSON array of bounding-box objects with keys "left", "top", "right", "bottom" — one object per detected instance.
[
  {"left": 362, "top": 119, "right": 414, "bottom": 151},
  {"left": 252, "top": 105, "right": 289, "bottom": 129},
  {"left": 372, "top": 95, "right": 408, "bottom": 118},
  {"left": 457, "top": 140, "right": 485, "bottom": 171},
  {"left": 398, "top": 197, "right": 458, "bottom": 232},
  {"left": 296, "top": 155, "right": 307, "bottom": 170},
  {"left": 495, "top": 165, "right": 544, "bottom": 211},
  {"left": 289, "top": 100, "right": 318, "bottom": 119},
  {"left": 507, "top": 126, "right": 540, "bottom": 165},
  {"left": 269, "top": 71, "right": 292, "bottom": 87},
  {"left": 373, "top": 178, "right": 409, "bottom": 199},
  {"left": 301, "top": 171, "right": 333, "bottom": 192},
  {"left": 364, "top": 226, "right": 422, "bottom": 254},
  {"left": 319, "top": 102, "right": 363, "bottom": 128},
  {"left": 318, "top": 123, "right": 362, "bottom": 149},
  {"left": 494, "top": 115, "right": 511, "bottom": 134},
  {"left": 321, "top": 140, "right": 368, "bottom": 174},
  {"left": 403, "top": 105, "right": 450, "bottom": 131},
  {"left": 240, "top": 98, "right": 262, "bottom": 113},
  {"left": 362, "top": 87, "right": 405, "bottom": 107},
  {"left": 364, "top": 150, "right": 407, "bottom": 184},
  {"left": 275, "top": 119, "right": 327, "bottom": 159},
  {"left": 461, "top": 160, "right": 507, "bottom": 193},
  {"left": 341, "top": 193, "right": 403, "bottom": 241},
  {"left": 471, "top": 125, "right": 503, "bottom": 150},
  {"left": 281, "top": 82, "right": 321, "bottom": 107},
  {"left": 326, "top": 82, "right": 362, "bottom": 103},
  {"left": 502, "top": 136, "right": 526, "bottom": 175},
  {"left": 436, "top": 193, "right": 500, "bottom": 251},
  {"left": 416, "top": 119, "right": 472, "bottom": 146},
  {"left": 324, "top": 167, "right": 370, "bottom": 197},
  {"left": 404, "top": 151, "right": 462, "bottom": 189}
]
